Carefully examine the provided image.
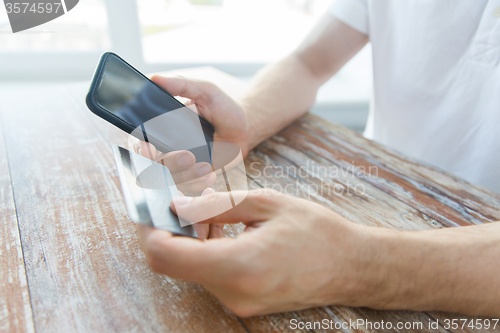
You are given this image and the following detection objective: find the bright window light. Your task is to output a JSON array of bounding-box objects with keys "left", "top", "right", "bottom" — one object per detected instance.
[
  {"left": 138, "top": 0, "right": 332, "bottom": 64},
  {"left": 0, "top": 0, "right": 110, "bottom": 51}
]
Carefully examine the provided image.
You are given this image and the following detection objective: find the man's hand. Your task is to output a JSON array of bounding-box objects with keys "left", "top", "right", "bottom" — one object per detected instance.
[
  {"left": 137, "top": 189, "right": 384, "bottom": 317},
  {"left": 137, "top": 189, "right": 500, "bottom": 317},
  {"left": 130, "top": 139, "right": 223, "bottom": 239},
  {"left": 129, "top": 74, "right": 250, "bottom": 191},
  {"left": 129, "top": 139, "right": 216, "bottom": 194},
  {"left": 151, "top": 75, "right": 251, "bottom": 158}
]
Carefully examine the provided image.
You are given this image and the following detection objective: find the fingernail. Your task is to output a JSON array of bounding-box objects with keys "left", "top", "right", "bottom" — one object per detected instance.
[
  {"left": 134, "top": 142, "right": 141, "bottom": 154},
  {"left": 177, "top": 154, "right": 192, "bottom": 168},
  {"left": 205, "top": 173, "right": 216, "bottom": 184},
  {"left": 201, "top": 188, "right": 214, "bottom": 196},
  {"left": 137, "top": 148, "right": 142, "bottom": 155},
  {"left": 173, "top": 196, "right": 193, "bottom": 206},
  {"left": 197, "top": 165, "right": 212, "bottom": 177}
]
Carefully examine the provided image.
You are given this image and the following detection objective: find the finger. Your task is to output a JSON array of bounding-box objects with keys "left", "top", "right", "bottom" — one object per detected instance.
[
  {"left": 137, "top": 220, "right": 236, "bottom": 282},
  {"left": 136, "top": 224, "right": 159, "bottom": 250},
  {"left": 134, "top": 141, "right": 157, "bottom": 160},
  {"left": 171, "top": 162, "right": 213, "bottom": 184},
  {"left": 157, "top": 150, "right": 196, "bottom": 173},
  {"left": 151, "top": 75, "right": 219, "bottom": 104},
  {"left": 208, "top": 223, "right": 224, "bottom": 239},
  {"left": 193, "top": 223, "right": 209, "bottom": 240},
  {"left": 186, "top": 102, "right": 198, "bottom": 114},
  {"left": 128, "top": 135, "right": 140, "bottom": 152},
  {"left": 171, "top": 189, "right": 282, "bottom": 225},
  {"left": 202, "top": 189, "right": 225, "bottom": 238},
  {"left": 202, "top": 187, "right": 215, "bottom": 195},
  {"left": 200, "top": 188, "right": 225, "bottom": 239},
  {"left": 177, "top": 172, "right": 217, "bottom": 194},
  {"left": 244, "top": 222, "right": 266, "bottom": 233},
  {"left": 180, "top": 98, "right": 199, "bottom": 114},
  {"left": 193, "top": 188, "right": 215, "bottom": 240}
]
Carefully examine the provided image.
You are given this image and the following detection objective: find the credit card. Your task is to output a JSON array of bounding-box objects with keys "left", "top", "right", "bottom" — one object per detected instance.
[{"left": 112, "top": 145, "right": 197, "bottom": 238}]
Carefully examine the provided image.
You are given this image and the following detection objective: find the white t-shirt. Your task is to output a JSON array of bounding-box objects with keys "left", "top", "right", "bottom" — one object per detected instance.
[{"left": 330, "top": 0, "right": 500, "bottom": 193}]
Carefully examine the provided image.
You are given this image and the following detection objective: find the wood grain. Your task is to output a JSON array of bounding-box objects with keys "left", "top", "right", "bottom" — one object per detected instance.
[
  {"left": 0, "top": 109, "right": 35, "bottom": 333},
  {"left": 238, "top": 144, "right": 453, "bottom": 332},
  {"left": 240, "top": 122, "right": 500, "bottom": 333},
  {"left": 291, "top": 116, "right": 500, "bottom": 226},
  {"left": 1, "top": 67, "right": 499, "bottom": 333},
  {"left": 0, "top": 85, "right": 247, "bottom": 333}
]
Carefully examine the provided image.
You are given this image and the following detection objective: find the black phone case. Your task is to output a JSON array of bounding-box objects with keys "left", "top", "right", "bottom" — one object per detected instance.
[{"left": 85, "top": 52, "right": 215, "bottom": 161}]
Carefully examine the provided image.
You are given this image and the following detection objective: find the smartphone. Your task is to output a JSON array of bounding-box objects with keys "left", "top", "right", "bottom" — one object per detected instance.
[{"left": 86, "top": 52, "right": 214, "bottom": 164}]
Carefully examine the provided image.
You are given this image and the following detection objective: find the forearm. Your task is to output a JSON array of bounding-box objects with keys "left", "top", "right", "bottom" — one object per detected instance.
[
  {"left": 239, "top": 55, "right": 324, "bottom": 151},
  {"left": 238, "top": 15, "right": 368, "bottom": 153},
  {"left": 366, "top": 223, "right": 500, "bottom": 316}
]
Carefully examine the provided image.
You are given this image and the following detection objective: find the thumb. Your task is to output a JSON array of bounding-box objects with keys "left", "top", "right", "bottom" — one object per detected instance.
[
  {"left": 151, "top": 75, "right": 219, "bottom": 105},
  {"left": 136, "top": 224, "right": 234, "bottom": 282},
  {"left": 171, "top": 189, "right": 282, "bottom": 225},
  {"left": 133, "top": 141, "right": 157, "bottom": 160}
]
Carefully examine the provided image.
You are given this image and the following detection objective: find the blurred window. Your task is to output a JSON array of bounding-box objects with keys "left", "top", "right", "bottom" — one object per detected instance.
[
  {"left": 0, "top": 0, "right": 110, "bottom": 51},
  {"left": 137, "top": 0, "right": 332, "bottom": 64},
  {"left": 0, "top": 0, "right": 372, "bottom": 114}
]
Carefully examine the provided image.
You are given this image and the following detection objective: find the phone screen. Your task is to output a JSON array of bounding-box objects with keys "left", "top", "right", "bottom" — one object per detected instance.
[{"left": 92, "top": 53, "right": 213, "bottom": 164}]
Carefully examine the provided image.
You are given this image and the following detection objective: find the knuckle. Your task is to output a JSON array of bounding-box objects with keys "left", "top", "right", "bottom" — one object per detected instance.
[
  {"left": 199, "top": 192, "right": 220, "bottom": 207},
  {"left": 248, "top": 189, "right": 281, "bottom": 205},
  {"left": 201, "top": 81, "right": 221, "bottom": 99},
  {"left": 202, "top": 80, "right": 218, "bottom": 91},
  {"left": 160, "top": 156, "right": 175, "bottom": 168},
  {"left": 177, "top": 79, "right": 189, "bottom": 96}
]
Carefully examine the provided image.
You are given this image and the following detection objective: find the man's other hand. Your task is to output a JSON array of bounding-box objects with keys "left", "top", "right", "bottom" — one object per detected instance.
[
  {"left": 136, "top": 189, "right": 383, "bottom": 317},
  {"left": 151, "top": 75, "right": 251, "bottom": 158}
]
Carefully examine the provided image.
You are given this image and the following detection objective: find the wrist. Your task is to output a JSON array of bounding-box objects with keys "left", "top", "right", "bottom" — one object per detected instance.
[
  {"left": 359, "top": 228, "right": 412, "bottom": 309},
  {"left": 334, "top": 225, "right": 404, "bottom": 308},
  {"left": 352, "top": 228, "right": 456, "bottom": 312},
  {"left": 238, "top": 99, "right": 259, "bottom": 158},
  {"left": 310, "top": 220, "right": 397, "bottom": 309},
  {"left": 320, "top": 224, "right": 430, "bottom": 310}
]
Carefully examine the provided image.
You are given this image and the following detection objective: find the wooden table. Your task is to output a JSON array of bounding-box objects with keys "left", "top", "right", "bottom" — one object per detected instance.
[{"left": 1, "top": 68, "right": 499, "bottom": 333}]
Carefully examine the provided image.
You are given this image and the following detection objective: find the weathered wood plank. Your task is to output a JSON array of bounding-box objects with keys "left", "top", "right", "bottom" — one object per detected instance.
[
  {"left": 246, "top": 142, "right": 444, "bottom": 231},
  {"left": 0, "top": 85, "right": 247, "bottom": 333},
  {"left": 238, "top": 146, "right": 449, "bottom": 332},
  {"left": 69, "top": 77, "right": 436, "bottom": 333},
  {"left": 3, "top": 68, "right": 498, "bottom": 333},
  {"left": 69, "top": 69, "right": 500, "bottom": 332},
  {"left": 288, "top": 115, "right": 500, "bottom": 226},
  {"left": 240, "top": 123, "right": 500, "bottom": 332},
  {"left": 242, "top": 306, "right": 454, "bottom": 333},
  {"left": 0, "top": 112, "right": 35, "bottom": 333}
]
